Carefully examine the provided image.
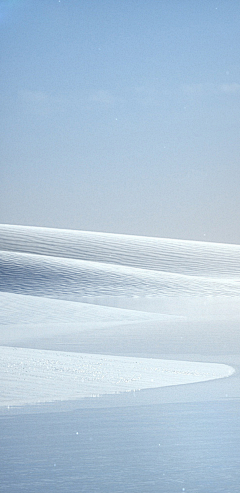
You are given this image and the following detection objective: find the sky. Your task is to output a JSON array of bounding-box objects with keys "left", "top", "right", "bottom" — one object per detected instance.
[{"left": 1, "top": 0, "right": 240, "bottom": 244}]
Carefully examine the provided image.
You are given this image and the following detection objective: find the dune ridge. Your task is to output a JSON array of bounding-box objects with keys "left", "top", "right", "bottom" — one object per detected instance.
[
  {"left": 0, "top": 224, "right": 239, "bottom": 407},
  {"left": 1, "top": 225, "right": 240, "bottom": 300},
  {"left": 0, "top": 224, "right": 240, "bottom": 278}
]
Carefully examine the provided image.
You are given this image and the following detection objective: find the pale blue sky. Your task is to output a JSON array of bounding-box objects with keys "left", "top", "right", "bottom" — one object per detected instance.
[{"left": 1, "top": 0, "right": 240, "bottom": 243}]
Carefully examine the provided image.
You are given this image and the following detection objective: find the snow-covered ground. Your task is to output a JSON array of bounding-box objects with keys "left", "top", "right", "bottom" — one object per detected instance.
[{"left": 0, "top": 224, "right": 239, "bottom": 408}]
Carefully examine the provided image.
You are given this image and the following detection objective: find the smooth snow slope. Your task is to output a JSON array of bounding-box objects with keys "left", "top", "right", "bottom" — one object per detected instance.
[{"left": 0, "top": 224, "right": 238, "bottom": 407}]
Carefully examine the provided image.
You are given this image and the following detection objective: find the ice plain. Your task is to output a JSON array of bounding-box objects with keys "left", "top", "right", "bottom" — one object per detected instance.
[{"left": 0, "top": 224, "right": 239, "bottom": 409}]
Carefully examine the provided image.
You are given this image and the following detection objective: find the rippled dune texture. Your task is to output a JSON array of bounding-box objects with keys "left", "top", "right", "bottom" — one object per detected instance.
[
  {"left": 0, "top": 224, "right": 239, "bottom": 407},
  {"left": 1, "top": 224, "right": 240, "bottom": 300}
]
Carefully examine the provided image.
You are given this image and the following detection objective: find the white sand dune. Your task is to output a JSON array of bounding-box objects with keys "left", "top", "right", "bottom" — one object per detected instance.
[
  {"left": 0, "top": 291, "right": 176, "bottom": 345},
  {"left": 0, "top": 225, "right": 240, "bottom": 300},
  {"left": 1, "top": 224, "right": 240, "bottom": 278},
  {"left": 0, "top": 346, "right": 234, "bottom": 407},
  {"left": 0, "top": 224, "right": 239, "bottom": 407}
]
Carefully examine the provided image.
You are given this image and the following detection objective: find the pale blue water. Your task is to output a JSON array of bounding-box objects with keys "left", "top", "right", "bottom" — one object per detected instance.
[{"left": 0, "top": 400, "right": 239, "bottom": 493}]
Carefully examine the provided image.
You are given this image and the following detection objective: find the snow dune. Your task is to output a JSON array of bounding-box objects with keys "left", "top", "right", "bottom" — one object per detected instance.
[{"left": 0, "top": 224, "right": 238, "bottom": 407}]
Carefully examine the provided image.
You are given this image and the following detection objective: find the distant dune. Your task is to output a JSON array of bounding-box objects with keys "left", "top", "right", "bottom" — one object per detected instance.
[
  {"left": 0, "top": 224, "right": 239, "bottom": 408},
  {"left": 0, "top": 224, "right": 240, "bottom": 301}
]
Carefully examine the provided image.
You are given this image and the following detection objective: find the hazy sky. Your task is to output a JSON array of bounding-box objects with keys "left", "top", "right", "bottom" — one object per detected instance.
[{"left": 1, "top": 0, "right": 240, "bottom": 243}]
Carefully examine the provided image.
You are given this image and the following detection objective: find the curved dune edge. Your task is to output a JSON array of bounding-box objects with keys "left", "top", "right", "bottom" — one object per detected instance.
[{"left": 0, "top": 346, "right": 235, "bottom": 407}]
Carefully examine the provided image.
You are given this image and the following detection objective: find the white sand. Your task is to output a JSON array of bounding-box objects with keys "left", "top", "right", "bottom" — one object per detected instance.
[
  {"left": 1, "top": 225, "right": 240, "bottom": 300},
  {"left": 0, "top": 346, "right": 234, "bottom": 407},
  {"left": 0, "top": 224, "right": 239, "bottom": 408}
]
